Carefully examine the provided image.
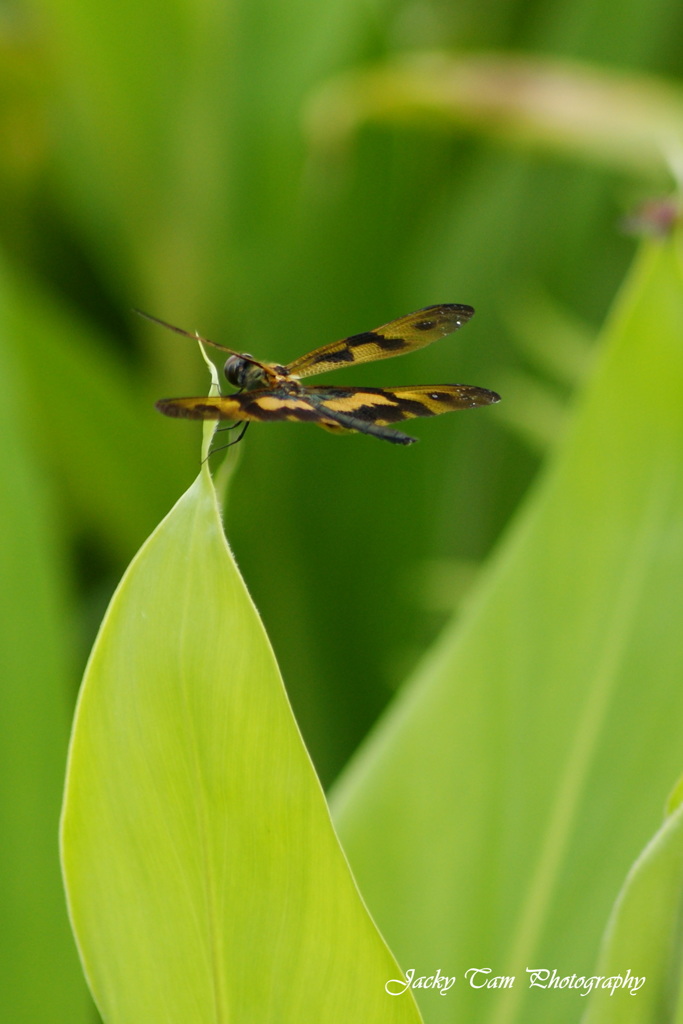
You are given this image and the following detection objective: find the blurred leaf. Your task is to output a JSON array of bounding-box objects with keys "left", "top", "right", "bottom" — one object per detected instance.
[
  {"left": 500, "top": 287, "right": 595, "bottom": 389},
  {"left": 492, "top": 369, "right": 568, "bottom": 453},
  {"left": 331, "top": 235, "right": 683, "bottom": 1024},
  {"left": 306, "top": 52, "right": 683, "bottom": 181},
  {"left": 0, "top": 262, "right": 91, "bottom": 1021},
  {"left": 61, "top": 461, "right": 422, "bottom": 1023},
  {"left": 6, "top": 267, "right": 188, "bottom": 558},
  {"left": 582, "top": 803, "right": 683, "bottom": 1021},
  {"left": 496, "top": 289, "right": 596, "bottom": 451}
]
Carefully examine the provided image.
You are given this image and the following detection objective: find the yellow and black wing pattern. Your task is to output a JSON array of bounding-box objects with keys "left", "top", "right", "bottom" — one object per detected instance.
[
  {"left": 285, "top": 303, "right": 474, "bottom": 379},
  {"left": 149, "top": 302, "right": 499, "bottom": 446},
  {"left": 155, "top": 382, "right": 499, "bottom": 446}
]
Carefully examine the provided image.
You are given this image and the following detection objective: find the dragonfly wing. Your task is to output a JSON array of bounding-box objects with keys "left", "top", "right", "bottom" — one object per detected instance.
[
  {"left": 156, "top": 390, "right": 419, "bottom": 444},
  {"left": 286, "top": 304, "right": 475, "bottom": 379},
  {"left": 304, "top": 383, "right": 500, "bottom": 426},
  {"left": 155, "top": 381, "right": 498, "bottom": 443},
  {"left": 156, "top": 390, "right": 329, "bottom": 423}
]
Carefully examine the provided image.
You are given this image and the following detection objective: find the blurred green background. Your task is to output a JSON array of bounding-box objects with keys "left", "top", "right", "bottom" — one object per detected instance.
[{"left": 1, "top": 0, "right": 682, "bottom": 1018}]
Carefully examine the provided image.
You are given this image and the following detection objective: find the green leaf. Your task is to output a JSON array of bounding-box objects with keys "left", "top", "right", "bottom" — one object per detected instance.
[
  {"left": 61, "top": 459, "right": 422, "bottom": 1023},
  {"left": 331, "top": 236, "right": 683, "bottom": 1024},
  {"left": 582, "top": 803, "right": 683, "bottom": 1022}
]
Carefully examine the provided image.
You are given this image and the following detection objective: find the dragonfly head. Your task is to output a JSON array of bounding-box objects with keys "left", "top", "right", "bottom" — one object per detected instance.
[{"left": 224, "top": 354, "right": 267, "bottom": 390}]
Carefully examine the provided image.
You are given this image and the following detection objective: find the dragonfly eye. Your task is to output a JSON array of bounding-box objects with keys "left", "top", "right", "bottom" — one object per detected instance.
[{"left": 224, "top": 355, "right": 250, "bottom": 387}]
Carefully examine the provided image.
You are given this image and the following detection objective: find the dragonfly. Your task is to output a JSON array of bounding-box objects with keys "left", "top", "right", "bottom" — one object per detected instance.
[{"left": 140, "top": 304, "right": 500, "bottom": 447}]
